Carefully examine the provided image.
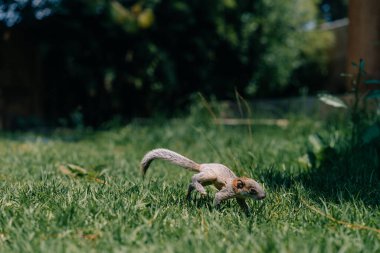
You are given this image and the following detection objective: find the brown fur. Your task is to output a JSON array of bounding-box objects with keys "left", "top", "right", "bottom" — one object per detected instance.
[{"left": 141, "top": 148, "right": 266, "bottom": 214}]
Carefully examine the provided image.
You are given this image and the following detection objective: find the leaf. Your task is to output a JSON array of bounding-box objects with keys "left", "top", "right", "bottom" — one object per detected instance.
[
  {"left": 362, "top": 124, "right": 380, "bottom": 144},
  {"left": 58, "top": 164, "right": 106, "bottom": 184},
  {"left": 365, "top": 80, "right": 380, "bottom": 85},
  {"left": 318, "top": 94, "right": 348, "bottom": 108},
  {"left": 88, "top": 164, "right": 108, "bottom": 172},
  {"left": 359, "top": 59, "right": 365, "bottom": 70},
  {"left": 298, "top": 153, "right": 314, "bottom": 168},
  {"left": 59, "top": 164, "right": 88, "bottom": 177},
  {"left": 137, "top": 9, "right": 154, "bottom": 29},
  {"left": 0, "top": 233, "right": 6, "bottom": 242},
  {"left": 79, "top": 231, "right": 101, "bottom": 241},
  {"left": 365, "top": 90, "right": 380, "bottom": 100},
  {"left": 340, "top": 73, "right": 353, "bottom": 78},
  {"left": 308, "top": 134, "right": 324, "bottom": 153}
]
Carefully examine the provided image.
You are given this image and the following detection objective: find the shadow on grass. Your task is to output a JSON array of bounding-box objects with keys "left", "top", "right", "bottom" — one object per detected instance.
[
  {"left": 178, "top": 191, "right": 250, "bottom": 215},
  {"left": 262, "top": 145, "right": 380, "bottom": 206},
  {"left": 0, "top": 128, "right": 99, "bottom": 143}
]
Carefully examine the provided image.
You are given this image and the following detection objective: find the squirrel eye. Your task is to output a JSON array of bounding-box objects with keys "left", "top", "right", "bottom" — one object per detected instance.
[
  {"left": 250, "top": 188, "right": 257, "bottom": 194},
  {"left": 237, "top": 180, "right": 244, "bottom": 189}
]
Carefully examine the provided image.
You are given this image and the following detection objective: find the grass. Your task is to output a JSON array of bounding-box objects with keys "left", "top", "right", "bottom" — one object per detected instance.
[{"left": 0, "top": 113, "right": 379, "bottom": 252}]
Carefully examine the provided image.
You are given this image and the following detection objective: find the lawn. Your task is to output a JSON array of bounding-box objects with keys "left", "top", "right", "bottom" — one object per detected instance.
[{"left": 0, "top": 113, "right": 379, "bottom": 252}]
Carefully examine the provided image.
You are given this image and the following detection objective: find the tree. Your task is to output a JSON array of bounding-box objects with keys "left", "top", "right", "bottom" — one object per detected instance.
[
  {"left": 0, "top": 0, "right": 333, "bottom": 126},
  {"left": 347, "top": 0, "right": 380, "bottom": 82}
]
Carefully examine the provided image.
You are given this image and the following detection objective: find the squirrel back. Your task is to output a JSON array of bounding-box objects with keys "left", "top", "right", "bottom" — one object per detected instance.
[{"left": 140, "top": 148, "right": 201, "bottom": 176}]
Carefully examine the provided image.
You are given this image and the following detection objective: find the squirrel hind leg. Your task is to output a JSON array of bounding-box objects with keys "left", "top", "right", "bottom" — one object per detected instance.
[
  {"left": 188, "top": 172, "right": 216, "bottom": 196},
  {"left": 187, "top": 172, "right": 217, "bottom": 201},
  {"left": 190, "top": 173, "right": 208, "bottom": 195}
]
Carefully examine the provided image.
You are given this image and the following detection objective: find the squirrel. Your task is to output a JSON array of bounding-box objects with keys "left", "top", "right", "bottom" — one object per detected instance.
[{"left": 140, "top": 148, "right": 266, "bottom": 214}]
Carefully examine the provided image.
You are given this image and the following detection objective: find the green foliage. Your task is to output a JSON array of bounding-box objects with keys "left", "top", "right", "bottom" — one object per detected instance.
[
  {"left": 298, "top": 134, "right": 337, "bottom": 168},
  {"left": 311, "top": 59, "right": 380, "bottom": 176},
  {"left": 246, "top": 0, "right": 333, "bottom": 94},
  {"left": 317, "top": 93, "right": 347, "bottom": 108},
  {"left": 0, "top": 0, "right": 332, "bottom": 124},
  {"left": 0, "top": 115, "right": 379, "bottom": 252},
  {"left": 318, "top": 59, "right": 380, "bottom": 145}
]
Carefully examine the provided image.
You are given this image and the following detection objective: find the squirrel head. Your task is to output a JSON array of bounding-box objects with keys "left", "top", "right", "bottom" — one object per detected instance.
[{"left": 232, "top": 177, "right": 266, "bottom": 200}]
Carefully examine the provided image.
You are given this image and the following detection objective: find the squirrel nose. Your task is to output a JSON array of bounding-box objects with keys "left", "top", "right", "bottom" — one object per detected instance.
[{"left": 257, "top": 193, "right": 266, "bottom": 200}]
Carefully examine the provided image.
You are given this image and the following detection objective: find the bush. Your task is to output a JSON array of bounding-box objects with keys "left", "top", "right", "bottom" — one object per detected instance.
[{"left": 0, "top": 0, "right": 332, "bottom": 125}]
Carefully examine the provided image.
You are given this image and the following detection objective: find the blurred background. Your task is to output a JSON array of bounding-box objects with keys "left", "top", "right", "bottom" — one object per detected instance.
[{"left": 0, "top": 0, "right": 378, "bottom": 129}]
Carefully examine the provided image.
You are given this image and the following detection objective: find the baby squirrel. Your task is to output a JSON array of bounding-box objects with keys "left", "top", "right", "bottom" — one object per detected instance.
[{"left": 141, "top": 148, "right": 266, "bottom": 213}]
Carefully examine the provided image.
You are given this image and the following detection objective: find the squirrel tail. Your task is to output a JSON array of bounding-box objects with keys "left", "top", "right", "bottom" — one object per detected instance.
[{"left": 140, "top": 148, "right": 201, "bottom": 177}]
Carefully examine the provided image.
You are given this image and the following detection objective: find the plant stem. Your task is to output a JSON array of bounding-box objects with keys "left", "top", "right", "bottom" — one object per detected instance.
[{"left": 351, "top": 59, "right": 363, "bottom": 145}]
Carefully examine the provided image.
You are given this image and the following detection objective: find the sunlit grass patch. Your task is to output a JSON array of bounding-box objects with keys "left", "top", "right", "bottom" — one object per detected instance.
[{"left": 0, "top": 116, "right": 379, "bottom": 252}]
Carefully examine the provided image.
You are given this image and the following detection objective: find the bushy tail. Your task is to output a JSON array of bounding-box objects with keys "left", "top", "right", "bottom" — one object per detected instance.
[{"left": 140, "top": 148, "right": 200, "bottom": 177}]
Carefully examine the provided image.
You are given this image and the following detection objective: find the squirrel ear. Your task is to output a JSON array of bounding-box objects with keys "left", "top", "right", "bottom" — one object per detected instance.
[
  {"left": 236, "top": 179, "right": 244, "bottom": 189},
  {"left": 233, "top": 178, "right": 245, "bottom": 190}
]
